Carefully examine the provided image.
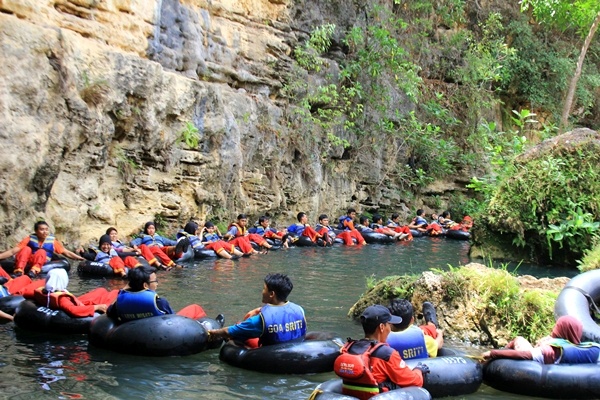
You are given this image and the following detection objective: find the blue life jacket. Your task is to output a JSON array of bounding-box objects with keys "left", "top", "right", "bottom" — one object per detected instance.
[
  {"left": 287, "top": 223, "right": 306, "bottom": 236},
  {"left": 251, "top": 226, "right": 276, "bottom": 236},
  {"left": 414, "top": 216, "right": 428, "bottom": 226},
  {"left": 387, "top": 325, "right": 428, "bottom": 360},
  {"left": 356, "top": 224, "right": 373, "bottom": 232},
  {"left": 95, "top": 249, "right": 119, "bottom": 263},
  {"left": 386, "top": 219, "right": 398, "bottom": 227},
  {"left": 111, "top": 240, "right": 126, "bottom": 251},
  {"left": 202, "top": 232, "right": 221, "bottom": 243},
  {"left": 27, "top": 234, "right": 55, "bottom": 260},
  {"left": 549, "top": 338, "right": 600, "bottom": 364},
  {"left": 135, "top": 234, "right": 172, "bottom": 248},
  {"left": 176, "top": 230, "right": 202, "bottom": 249},
  {"left": 115, "top": 289, "right": 165, "bottom": 322},
  {"left": 0, "top": 285, "right": 10, "bottom": 298},
  {"left": 259, "top": 302, "right": 306, "bottom": 346}
]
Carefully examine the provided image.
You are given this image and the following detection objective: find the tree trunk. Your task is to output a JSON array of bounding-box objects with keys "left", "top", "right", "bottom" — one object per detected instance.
[{"left": 560, "top": 12, "right": 600, "bottom": 132}]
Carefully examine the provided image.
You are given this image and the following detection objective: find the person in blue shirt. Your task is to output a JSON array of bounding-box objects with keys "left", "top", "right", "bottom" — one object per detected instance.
[{"left": 207, "top": 273, "right": 306, "bottom": 346}]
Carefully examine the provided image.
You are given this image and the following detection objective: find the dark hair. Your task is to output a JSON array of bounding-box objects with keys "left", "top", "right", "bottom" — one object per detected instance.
[
  {"left": 441, "top": 211, "right": 450, "bottom": 218},
  {"left": 237, "top": 214, "right": 248, "bottom": 220},
  {"left": 127, "top": 267, "right": 155, "bottom": 291},
  {"left": 391, "top": 213, "right": 399, "bottom": 220},
  {"left": 347, "top": 208, "right": 356, "bottom": 214},
  {"left": 264, "top": 273, "right": 293, "bottom": 302},
  {"left": 204, "top": 221, "right": 215, "bottom": 228},
  {"left": 416, "top": 209, "right": 424, "bottom": 216},
  {"left": 34, "top": 221, "right": 49, "bottom": 231},
  {"left": 388, "top": 299, "right": 413, "bottom": 331},
  {"left": 258, "top": 216, "right": 269, "bottom": 224},
  {"left": 359, "top": 215, "right": 369, "bottom": 225},
  {"left": 184, "top": 221, "right": 198, "bottom": 235},
  {"left": 143, "top": 221, "right": 155, "bottom": 234},
  {"left": 318, "top": 214, "right": 328, "bottom": 222},
  {"left": 360, "top": 314, "right": 380, "bottom": 335},
  {"left": 106, "top": 227, "right": 117, "bottom": 235},
  {"left": 296, "top": 212, "right": 306, "bottom": 222},
  {"left": 372, "top": 214, "right": 383, "bottom": 224}
]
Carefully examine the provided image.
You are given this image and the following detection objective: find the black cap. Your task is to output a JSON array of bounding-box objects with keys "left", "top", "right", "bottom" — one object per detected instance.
[
  {"left": 99, "top": 234, "right": 112, "bottom": 246},
  {"left": 361, "top": 305, "right": 402, "bottom": 326}
]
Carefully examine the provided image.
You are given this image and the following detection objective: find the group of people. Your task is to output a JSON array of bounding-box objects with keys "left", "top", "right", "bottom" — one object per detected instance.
[
  {"left": 407, "top": 209, "right": 472, "bottom": 235},
  {"left": 2, "top": 221, "right": 599, "bottom": 399},
  {"left": 0, "top": 206, "right": 472, "bottom": 276}
]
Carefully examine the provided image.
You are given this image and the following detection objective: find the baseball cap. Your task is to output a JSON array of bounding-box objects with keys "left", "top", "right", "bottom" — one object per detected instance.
[{"left": 361, "top": 305, "right": 402, "bottom": 326}]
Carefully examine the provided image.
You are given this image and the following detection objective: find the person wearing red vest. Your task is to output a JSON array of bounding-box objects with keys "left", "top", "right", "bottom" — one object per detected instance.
[
  {"left": 334, "top": 305, "right": 428, "bottom": 399},
  {"left": 0, "top": 221, "right": 85, "bottom": 277},
  {"left": 24, "top": 269, "right": 117, "bottom": 318}
]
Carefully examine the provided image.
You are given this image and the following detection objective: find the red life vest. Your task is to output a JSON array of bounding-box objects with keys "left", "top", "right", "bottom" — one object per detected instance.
[
  {"left": 33, "top": 288, "right": 78, "bottom": 310},
  {"left": 334, "top": 340, "right": 386, "bottom": 400}
]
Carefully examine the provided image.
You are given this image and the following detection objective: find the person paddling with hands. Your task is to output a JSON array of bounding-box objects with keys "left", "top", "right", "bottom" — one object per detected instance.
[{"left": 207, "top": 273, "right": 306, "bottom": 346}]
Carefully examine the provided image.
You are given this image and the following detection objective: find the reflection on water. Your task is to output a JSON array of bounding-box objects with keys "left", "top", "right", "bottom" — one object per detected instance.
[{"left": 0, "top": 238, "right": 576, "bottom": 399}]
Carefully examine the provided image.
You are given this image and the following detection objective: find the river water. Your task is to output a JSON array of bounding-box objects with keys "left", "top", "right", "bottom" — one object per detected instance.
[{"left": 0, "top": 238, "right": 578, "bottom": 399}]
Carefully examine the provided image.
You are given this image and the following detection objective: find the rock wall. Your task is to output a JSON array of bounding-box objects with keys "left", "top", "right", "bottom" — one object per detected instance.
[{"left": 0, "top": 0, "right": 468, "bottom": 248}]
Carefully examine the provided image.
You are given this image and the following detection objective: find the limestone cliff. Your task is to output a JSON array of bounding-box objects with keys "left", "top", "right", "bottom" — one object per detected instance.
[{"left": 0, "top": 0, "right": 468, "bottom": 248}]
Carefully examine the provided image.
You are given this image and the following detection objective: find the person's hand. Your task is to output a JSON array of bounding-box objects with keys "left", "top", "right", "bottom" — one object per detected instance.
[
  {"left": 94, "top": 304, "right": 108, "bottom": 313},
  {"left": 481, "top": 351, "right": 491, "bottom": 360},
  {"left": 413, "top": 362, "right": 430, "bottom": 375}
]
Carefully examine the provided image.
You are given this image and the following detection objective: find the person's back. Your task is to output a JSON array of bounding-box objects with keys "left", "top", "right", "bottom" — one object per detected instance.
[
  {"left": 208, "top": 273, "right": 306, "bottom": 346},
  {"left": 387, "top": 325, "right": 429, "bottom": 360},
  {"left": 259, "top": 301, "right": 305, "bottom": 345},
  {"left": 334, "top": 305, "right": 427, "bottom": 398},
  {"left": 387, "top": 299, "right": 443, "bottom": 359}
]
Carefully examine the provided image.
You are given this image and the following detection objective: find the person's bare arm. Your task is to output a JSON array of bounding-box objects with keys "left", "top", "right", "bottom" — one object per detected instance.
[
  {"left": 0, "top": 246, "right": 20, "bottom": 260},
  {"left": 61, "top": 249, "right": 86, "bottom": 261},
  {"left": 0, "top": 309, "right": 14, "bottom": 321}
]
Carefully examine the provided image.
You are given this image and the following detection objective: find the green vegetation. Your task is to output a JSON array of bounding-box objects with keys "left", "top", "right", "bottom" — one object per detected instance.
[
  {"left": 178, "top": 121, "right": 200, "bottom": 149},
  {"left": 521, "top": 0, "right": 600, "bottom": 130},
  {"left": 351, "top": 265, "right": 557, "bottom": 344},
  {"left": 480, "top": 133, "right": 600, "bottom": 264},
  {"left": 579, "top": 240, "right": 600, "bottom": 272},
  {"left": 439, "top": 265, "right": 556, "bottom": 342}
]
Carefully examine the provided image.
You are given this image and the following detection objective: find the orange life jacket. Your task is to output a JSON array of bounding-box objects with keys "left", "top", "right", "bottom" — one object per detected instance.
[
  {"left": 334, "top": 340, "right": 386, "bottom": 400},
  {"left": 228, "top": 222, "right": 247, "bottom": 237}
]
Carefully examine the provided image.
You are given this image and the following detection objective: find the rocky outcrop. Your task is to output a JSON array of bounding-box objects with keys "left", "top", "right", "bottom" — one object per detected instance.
[
  {"left": 348, "top": 263, "right": 570, "bottom": 346},
  {"left": 0, "top": 0, "right": 470, "bottom": 249}
]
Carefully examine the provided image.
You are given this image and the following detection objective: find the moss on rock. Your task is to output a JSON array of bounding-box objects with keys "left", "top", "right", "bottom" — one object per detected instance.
[{"left": 348, "top": 263, "right": 570, "bottom": 347}]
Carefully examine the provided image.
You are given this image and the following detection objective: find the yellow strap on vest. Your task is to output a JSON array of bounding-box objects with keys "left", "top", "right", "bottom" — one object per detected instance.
[{"left": 342, "top": 383, "right": 380, "bottom": 393}]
